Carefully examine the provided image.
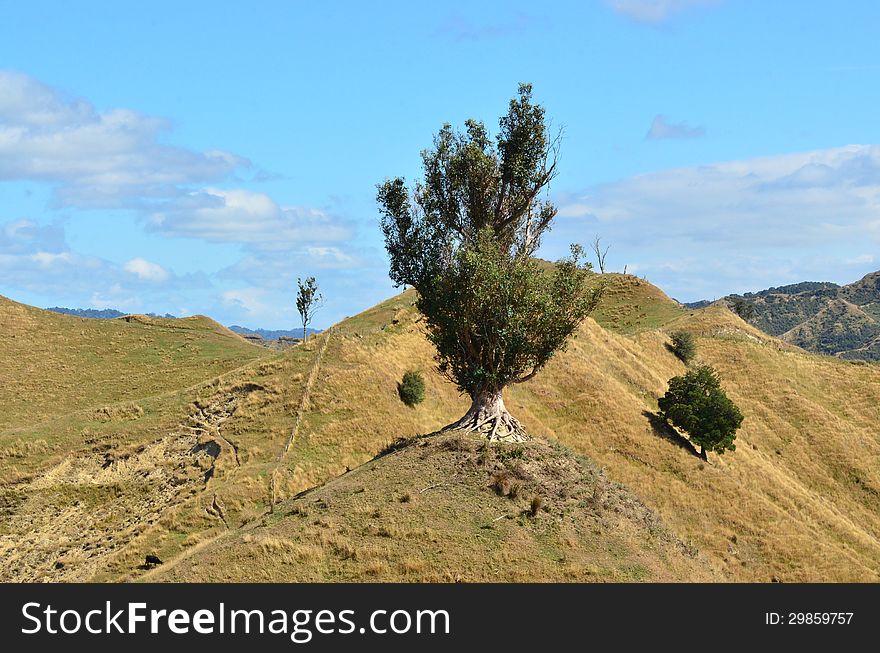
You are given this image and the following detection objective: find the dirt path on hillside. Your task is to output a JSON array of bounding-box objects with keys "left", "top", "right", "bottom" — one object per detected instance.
[
  {"left": 279, "top": 329, "right": 333, "bottom": 460},
  {"left": 138, "top": 331, "right": 334, "bottom": 582},
  {"left": 0, "top": 385, "right": 259, "bottom": 582}
]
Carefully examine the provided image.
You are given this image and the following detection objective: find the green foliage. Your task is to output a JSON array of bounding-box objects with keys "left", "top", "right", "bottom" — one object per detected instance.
[
  {"left": 658, "top": 364, "right": 744, "bottom": 458},
  {"left": 726, "top": 272, "right": 880, "bottom": 359},
  {"left": 296, "top": 276, "right": 323, "bottom": 341},
  {"left": 377, "top": 84, "right": 603, "bottom": 400},
  {"left": 397, "top": 370, "right": 426, "bottom": 407},
  {"left": 669, "top": 330, "right": 697, "bottom": 364},
  {"left": 420, "top": 230, "right": 601, "bottom": 395},
  {"left": 731, "top": 297, "right": 756, "bottom": 321}
]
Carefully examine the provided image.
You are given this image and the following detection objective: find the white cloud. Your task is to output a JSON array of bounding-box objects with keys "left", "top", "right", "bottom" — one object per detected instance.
[
  {"left": 646, "top": 114, "right": 705, "bottom": 140},
  {"left": 0, "top": 218, "right": 203, "bottom": 303},
  {"left": 607, "top": 0, "right": 720, "bottom": 24},
  {"left": 0, "top": 73, "right": 357, "bottom": 255},
  {"left": 554, "top": 144, "right": 880, "bottom": 299},
  {"left": 559, "top": 144, "right": 880, "bottom": 246},
  {"left": 30, "top": 251, "right": 74, "bottom": 268},
  {"left": 1, "top": 218, "right": 66, "bottom": 254},
  {"left": 0, "top": 70, "right": 247, "bottom": 208},
  {"left": 845, "top": 254, "right": 875, "bottom": 265},
  {"left": 148, "top": 188, "right": 354, "bottom": 249},
  {"left": 304, "top": 246, "right": 359, "bottom": 268},
  {"left": 124, "top": 257, "right": 170, "bottom": 282}
]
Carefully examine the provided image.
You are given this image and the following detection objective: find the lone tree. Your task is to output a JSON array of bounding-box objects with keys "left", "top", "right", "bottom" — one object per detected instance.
[
  {"left": 658, "top": 364, "right": 744, "bottom": 461},
  {"left": 296, "top": 276, "right": 323, "bottom": 343},
  {"left": 590, "top": 235, "right": 610, "bottom": 274},
  {"left": 377, "top": 83, "right": 603, "bottom": 441}
]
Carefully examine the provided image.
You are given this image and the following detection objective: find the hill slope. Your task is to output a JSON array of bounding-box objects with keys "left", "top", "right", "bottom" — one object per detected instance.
[
  {"left": 0, "top": 295, "right": 261, "bottom": 432},
  {"left": 0, "top": 295, "right": 275, "bottom": 581},
  {"left": 716, "top": 271, "right": 880, "bottom": 360},
  {"left": 150, "top": 431, "right": 715, "bottom": 582},
  {"left": 3, "top": 275, "right": 880, "bottom": 583}
]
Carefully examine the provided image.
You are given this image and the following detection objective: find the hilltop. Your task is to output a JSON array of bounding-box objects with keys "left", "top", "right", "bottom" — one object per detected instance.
[
  {"left": 699, "top": 271, "right": 880, "bottom": 360},
  {"left": 2, "top": 275, "right": 880, "bottom": 583},
  {"left": 0, "top": 295, "right": 260, "bottom": 432},
  {"left": 43, "top": 305, "right": 318, "bottom": 342},
  {"left": 150, "top": 431, "right": 714, "bottom": 582}
]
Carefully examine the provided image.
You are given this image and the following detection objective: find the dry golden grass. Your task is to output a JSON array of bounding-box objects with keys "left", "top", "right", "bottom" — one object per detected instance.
[
  {"left": 0, "top": 295, "right": 262, "bottom": 431},
  {"left": 4, "top": 274, "right": 880, "bottom": 583},
  {"left": 151, "top": 432, "right": 715, "bottom": 582}
]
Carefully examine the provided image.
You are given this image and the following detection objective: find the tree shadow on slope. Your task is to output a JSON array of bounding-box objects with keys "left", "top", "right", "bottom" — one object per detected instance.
[{"left": 642, "top": 410, "right": 701, "bottom": 459}]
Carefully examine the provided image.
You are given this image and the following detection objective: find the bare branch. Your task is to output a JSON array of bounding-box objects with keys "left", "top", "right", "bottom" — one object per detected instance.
[{"left": 590, "top": 235, "right": 610, "bottom": 274}]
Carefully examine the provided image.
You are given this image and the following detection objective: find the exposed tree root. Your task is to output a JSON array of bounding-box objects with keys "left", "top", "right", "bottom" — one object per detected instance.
[{"left": 444, "top": 391, "right": 531, "bottom": 442}]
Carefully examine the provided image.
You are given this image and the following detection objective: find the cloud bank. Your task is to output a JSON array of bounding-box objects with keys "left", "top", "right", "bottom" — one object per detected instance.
[
  {"left": 0, "top": 71, "right": 246, "bottom": 209},
  {"left": 0, "top": 71, "right": 375, "bottom": 326},
  {"left": 147, "top": 188, "right": 354, "bottom": 250},
  {"left": 555, "top": 144, "right": 880, "bottom": 299},
  {"left": 0, "top": 218, "right": 204, "bottom": 304}
]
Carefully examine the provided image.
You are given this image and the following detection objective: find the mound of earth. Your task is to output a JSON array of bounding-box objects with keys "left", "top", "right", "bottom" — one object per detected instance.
[{"left": 148, "top": 431, "right": 717, "bottom": 582}]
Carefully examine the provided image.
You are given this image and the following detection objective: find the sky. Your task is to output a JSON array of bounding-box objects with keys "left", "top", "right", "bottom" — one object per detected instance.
[{"left": 1, "top": 0, "right": 879, "bottom": 329}]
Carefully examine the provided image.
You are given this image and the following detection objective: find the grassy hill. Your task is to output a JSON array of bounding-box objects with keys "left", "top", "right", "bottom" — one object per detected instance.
[
  {"left": 719, "top": 271, "right": 880, "bottom": 360},
  {"left": 3, "top": 275, "right": 880, "bottom": 583},
  {"left": 149, "top": 431, "right": 715, "bottom": 582},
  {"left": 0, "top": 295, "right": 260, "bottom": 432}
]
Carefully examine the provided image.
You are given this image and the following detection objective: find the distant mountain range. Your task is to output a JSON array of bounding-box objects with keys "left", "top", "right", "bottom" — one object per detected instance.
[
  {"left": 227, "top": 325, "right": 321, "bottom": 340},
  {"left": 686, "top": 271, "right": 880, "bottom": 360},
  {"left": 45, "top": 307, "right": 320, "bottom": 340}
]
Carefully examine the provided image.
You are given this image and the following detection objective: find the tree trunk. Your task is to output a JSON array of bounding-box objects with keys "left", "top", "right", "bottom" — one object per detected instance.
[
  {"left": 699, "top": 445, "right": 707, "bottom": 461},
  {"left": 303, "top": 324, "right": 307, "bottom": 344},
  {"left": 444, "top": 389, "right": 530, "bottom": 442}
]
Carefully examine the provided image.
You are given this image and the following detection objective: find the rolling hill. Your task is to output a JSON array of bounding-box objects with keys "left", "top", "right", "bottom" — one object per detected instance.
[
  {"left": 2, "top": 274, "right": 880, "bottom": 583},
  {"left": 43, "top": 305, "right": 318, "bottom": 341},
  {"left": 148, "top": 431, "right": 716, "bottom": 582},
  {"left": 710, "top": 271, "right": 880, "bottom": 360}
]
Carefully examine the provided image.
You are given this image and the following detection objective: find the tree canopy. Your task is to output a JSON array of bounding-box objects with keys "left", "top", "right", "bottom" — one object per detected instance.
[
  {"left": 658, "top": 364, "right": 744, "bottom": 460},
  {"left": 669, "top": 330, "right": 697, "bottom": 364},
  {"left": 296, "top": 276, "right": 322, "bottom": 343},
  {"left": 377, "top": 84, "right": 602, "bottom": 440}
]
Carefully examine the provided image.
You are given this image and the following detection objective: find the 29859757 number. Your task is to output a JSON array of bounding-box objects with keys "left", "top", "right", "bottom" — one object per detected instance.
[{"left": 765, "top": 612, "right": 853, "bottom": 625}]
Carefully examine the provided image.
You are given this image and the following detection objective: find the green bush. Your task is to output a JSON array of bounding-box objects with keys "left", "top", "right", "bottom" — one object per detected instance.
[
  {"left": 731, "top": 297, "right": 755, "bottom": 321},
  {"left": 658, "top": 364, "right": 744, "bottom": 460},
  {"left": 397, "top": 370, "right": 425, "bottom": 407},
  {"left": 669, "top": 330, "right": 697, "bottom": 364}
]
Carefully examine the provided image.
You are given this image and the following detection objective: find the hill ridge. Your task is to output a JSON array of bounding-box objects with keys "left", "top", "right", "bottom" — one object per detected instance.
[
  {"left": 694, "top": 270, "right": 880, "bottom": 359},
  {"left": 3, "top": 275, "right": 880, "bottom": 583}
]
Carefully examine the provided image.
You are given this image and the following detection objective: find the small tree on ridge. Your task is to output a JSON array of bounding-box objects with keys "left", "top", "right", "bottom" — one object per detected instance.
[
  {"left": 296, "top": 276, "right": 323, "bottom": 343},
  {"left": 591, "top": 235, "right": 609, "bottom": 274}
]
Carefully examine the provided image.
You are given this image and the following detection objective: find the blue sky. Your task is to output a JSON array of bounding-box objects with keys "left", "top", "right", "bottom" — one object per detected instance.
[{"left": 1, "top": 0, "right": 879, "bottom": 328}]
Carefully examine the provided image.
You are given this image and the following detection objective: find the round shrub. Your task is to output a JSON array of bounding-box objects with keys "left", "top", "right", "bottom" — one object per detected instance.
[
  {"left": 397, "top": 370, "right": 425, "bottom": 407},
  {"left": 669, "top": 330, "right": 697, "bottom": 364}
]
